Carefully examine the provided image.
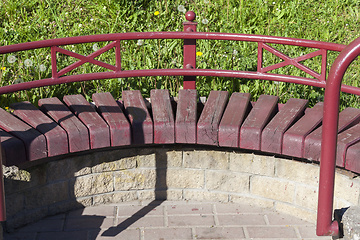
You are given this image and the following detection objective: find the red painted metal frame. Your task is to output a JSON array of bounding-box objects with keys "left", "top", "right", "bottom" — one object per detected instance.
[{"left": 0, "top": 11, "right": 358, "bottom": 236}]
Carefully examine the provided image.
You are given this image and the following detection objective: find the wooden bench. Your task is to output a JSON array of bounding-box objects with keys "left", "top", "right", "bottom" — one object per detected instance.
[{"left": 1, "top": 10, "right": 360, "bottom": 237}]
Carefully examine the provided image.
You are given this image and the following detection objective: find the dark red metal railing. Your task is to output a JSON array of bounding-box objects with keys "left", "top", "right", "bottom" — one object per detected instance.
[{"left": 0, "top": 11, "right": 359, "bottom": 236}]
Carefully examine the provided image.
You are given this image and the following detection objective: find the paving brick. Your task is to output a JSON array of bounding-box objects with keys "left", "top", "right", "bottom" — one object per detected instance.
[
  {"left": 65, "top": 216, "right": 114, "bottom": 230},
  {"left": 230, "top": 195, "right": 275, "bottom": 209},
  {"left": 67, "top": 205, "right": 115, "bottom": 218},
  {"left": 298, "top": 226, "right": 332, "bottom": 239},
  {"left": 17, "top": 218, "right": 64, "bottom": 232},
  {"left": 167, "top": 203, "right": 212, "bottom": 215},
  {"left": 3, "top": 232, "right": 37, "bottom": 240},
  {"left": 215, "top": 203, "right": 265, "bottom": 214},
  {"left": 37, "top": 231, "right": 88, "bottom": 240},
  {"left": 144, "top": 228, "right": 192, "bottom": 240},
  {"left": 217, "top": 214, "right": 266, "bottom": 226},
  {"left": 117, "top": 204, "right": 164, "bottom": 217},
  {"left": 266, "top": 212, "right": 312, "bottom": 225},
  {"left": 251, "top": 176, "right": 295, "bottom": 203},
  {"left": 247, "top": 226, "right": 298, "bottom": 238},
  {"left": 196, "top": 226, "right": 245, "bottom": 239},
  {"left": 90, "top": 228, "right": 140, "bottom": 239},
  {"left": 116, "top": 216, "right": 164, "bottom": 228},
  {"left": 168, "top": 215, "right": 215, "bottom": 226}
]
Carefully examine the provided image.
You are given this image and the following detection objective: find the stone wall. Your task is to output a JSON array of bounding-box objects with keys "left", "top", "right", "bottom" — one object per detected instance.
[{"left": 3, "top": 145, "right": 360, "bottom": 231}]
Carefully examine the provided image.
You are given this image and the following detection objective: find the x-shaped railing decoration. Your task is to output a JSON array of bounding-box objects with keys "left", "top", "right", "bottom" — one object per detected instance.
[
  {"left": 258, "top": 42, "right": 327, "bottom": 82},
  {"left": 50, "top": 40, "right": 121, "bottom": 79}
]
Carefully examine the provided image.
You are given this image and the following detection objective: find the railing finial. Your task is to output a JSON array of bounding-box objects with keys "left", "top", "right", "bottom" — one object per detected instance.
[{"left": 185, "top": 11, "right": 196, "bottom": 22}]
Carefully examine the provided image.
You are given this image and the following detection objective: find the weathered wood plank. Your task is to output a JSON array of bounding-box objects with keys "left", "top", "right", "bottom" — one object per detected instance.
[
  {"left": 197, "top": 91, "right": 229, "bottom": 146},
  {"left": 304, "top": 107, "right": 360, "bottom": 161},
  {"left": 38, "top": 97, "right": 90, "bottom": 153},
  {"left": 175, "top": 89, "right": 197, "bottom": 144},
  {"left": 11, "top": 101, "right": 69, "bottom": 157},
  {"left": 63, "top": 94, "right": 110, "bottom": 149},
  {"left": 0, "top": 129, "right": 27, "bottom": 166},
  {"left": 282, "top": 102, "right": 323, "bottom": 158},
  {"left": 122, "top": 90, "right": 153, "bottom": 145},
  {"left": 92, "top": 92, "right": 131, "bottom": 146},
  {"left": 336, "top": 123, "right": 360, "bottom": 167},
  {"left": 239, "top": 95, "right": 279, "bottom": 150},
  {"left": 345, "top": 141, "right": 360, "bottom": 173},
  {"left": 261, "top": 98, "right": 308, "bottom": 154},
  {"left": 218, "top": 92, "right": 251, "bottom": 148},
  {"left": 150, "top": 89, "right": 175, "bottom": 144},
  {"left": 0, "top": 108, "right": 47, "bottom": 161}
]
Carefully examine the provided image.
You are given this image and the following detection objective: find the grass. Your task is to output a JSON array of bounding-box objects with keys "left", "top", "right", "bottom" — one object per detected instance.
[{"left": 0, "top": 0, "right": 359, "bottom": 110}]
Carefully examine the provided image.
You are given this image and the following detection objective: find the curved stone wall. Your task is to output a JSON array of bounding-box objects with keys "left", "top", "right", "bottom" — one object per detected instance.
[{"left": 3, "top": 145, "right": 360, "bottom": 231}]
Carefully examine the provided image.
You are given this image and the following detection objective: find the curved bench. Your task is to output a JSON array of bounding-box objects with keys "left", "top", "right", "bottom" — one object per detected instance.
[{"left": 0, "top": 11, "right": 360, "bottom": 237}]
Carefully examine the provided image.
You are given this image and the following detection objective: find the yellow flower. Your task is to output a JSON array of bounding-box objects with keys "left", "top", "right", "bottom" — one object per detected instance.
[
  {"left": 5, "top": 107, "right": 9, "bottom": 110},
  {"left": 154, "top": 11, "right": 160, "bottom": 16},
  {"left": 196, "top": 51, "right": 203, "bottom": 56},
  {"left": 1, "top": 67, "right": 5, "bottom": 71}
]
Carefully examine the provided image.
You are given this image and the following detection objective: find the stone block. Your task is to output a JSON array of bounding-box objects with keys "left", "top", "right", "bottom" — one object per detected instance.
[
  {"left": 5, "top": 213, "right": 26, "bottom": 231},
  {"left": 275, "top": 202, "right": 316, "bottom": 224},
  {"left": 47, "top": 156, "right": 92, "bottom": 182},
  {"left": 341, "top": 206, "right": 360, "bottom": 240},
  {"left": 136, "top": 149, "right": 156, "bottom": 168},
  {"left": 334, "top": 174, "right": 360, "bottom": 205},
  {"left": 92, "top": 157, "right": 136, "bottom": 173},
  {"left": 72, "top": 172, "right": 113, "bottom": 198},
  {"left": 230, "top": 195, "right": 275, "bottom": 209},
  {"left": 5, "top": 193, "right": 24, "bottom": 217},
  {"left": 24, "top": 207, "right": 49, "bottom": 225},
  {"left": 183, "top": 150, "right": 229, "bottom": 170},
  {"left": 275, "top": 159, "right": 319, "bottom": 186},
  {"left": 230, "top": 153, "right": 275, "bottom": 176},
  {"left": 166, "top": 169, "right": 205, "bottom": 189},
  {"left": 93, "top": 191, "right": 137, "bottom": 205},
  {"left": 4, "top": 165, "right": 46, "bottom": 194},
  {"left": 114, "top": 169, "right": 156, "bottom": 191},
  {"left": 251, "top": 176, "right": 295, "bottom": 203},
  {"left": 205, "top": 171, "right": 250, "bottom": 193},
  {"left": 295, "top": 185, "right": 318, "bottom": 211},
  {"left": 25, "top": 181, "right": 69, "bottom": 210},
  {"left": 183, "top": 190, "right": 229, "bottom": 202}
]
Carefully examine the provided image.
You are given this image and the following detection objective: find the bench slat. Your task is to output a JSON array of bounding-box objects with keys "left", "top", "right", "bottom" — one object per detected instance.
[
  {"left": 336, "top": 123, "right": 360, "bottom": 167},
  {"left": 151, "top": 89, "right": 175, "bottom": 144},
  {"left": 261, "top": 98, "right": 308, "bottom": 154},
  {"left": 0, "top": 129, "right": 27, "bottom": 166},
  {"left": 0, "top": 108, "right": 47, "bottom": 161},
  {"left": 304, "top": 107, "right": 360, "bottom": 162},
  {"left": 218, "top": 92, "right": 251, "bottom": 148},
  {"left": 11, "top": 101, "right": 69, "bottom": 157},
  {"left": 344, "top": 141, "right": 360, "bottom": 173},
  {"left": 92, "top": 92, "right": 131, "bottom": 146},
  {"left": 63, "top": 94, "right": 110, "bottom": 149},
  {"left": 197, "top": 91, "right": 229, "bottom": 145},
  {"left": 240, "top": 95, "right": 279, "bottom": 150},
  {"left": 282, "top": 102, "right": 323, "bottom": 158},
  {"left": 122, "top": 90, "right": 153, "bottom": 144},
  {"left": 38, "top": 97, "right": 90, "bottom": 153},
  {"left": 175, "top": 89, "right": 197, "bottom": 144}
]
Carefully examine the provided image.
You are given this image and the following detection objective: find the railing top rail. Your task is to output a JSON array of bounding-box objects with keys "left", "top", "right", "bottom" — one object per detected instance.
[{"left": 0, "top": 32, "right": 346, "bottom": 54}]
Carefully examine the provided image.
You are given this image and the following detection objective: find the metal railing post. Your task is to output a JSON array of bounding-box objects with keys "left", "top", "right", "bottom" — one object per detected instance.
[
  {"left": 0, "top": 144, "right": 6, "bottom": 222},
  {"left": 183, "top": 11, "right": 197, "bottom": 89}
]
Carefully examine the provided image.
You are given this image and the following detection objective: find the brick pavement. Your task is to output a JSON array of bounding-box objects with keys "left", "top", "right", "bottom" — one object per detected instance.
[{"left": 4, "top": 200, "right": 333, "bottom": 240}]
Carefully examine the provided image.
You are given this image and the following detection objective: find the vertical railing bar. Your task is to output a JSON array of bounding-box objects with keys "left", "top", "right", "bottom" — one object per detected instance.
[
  {"left": 51, "top": 46, "right": 58, "bottom": 79},
  {"left": 115, "top": 40, "right": 121, "bottom": 72},
  {"left": 320, "top": 49, "right": 327, "bottom": 82},
  {"left": 182, "top": 11, "right": 197, "bottom": 90},
  {"left": 257, "top": 42, "right": 263, "bottom": 73}
]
